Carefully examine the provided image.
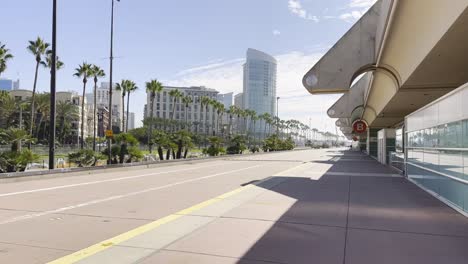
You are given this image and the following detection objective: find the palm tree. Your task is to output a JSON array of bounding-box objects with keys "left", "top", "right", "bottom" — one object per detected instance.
[
  {"left": 125, "top": 81, "right": 137, "bottom": 133},
  {"left": 116, "top": 80, "right": 129, "bottom": 133},
  {"left": 40, "top": 50, "right": 64, "bottom": 70},
  {"left": 0, "top": 42, "right": 14, "bottom": 77},
  {"left": 0, "top": 128, "right": 35, "bottom": 153},
  {"left": 90, "top": 65, "right": 105, "bottom": 151},
  {"left": 56, "top": 101, "right": 79, "bottom": 144},
  {"left": 169, "top": 89, "right": 183, "bottom": 132},
  {"left": 200, "top": 96, "right": 211, "bottom": 136},
  {"left": 33, "top": 93, "right": 50, "bottom": 140},
  {"left": 145, "top": 79, "right": 163, "bottom": 153},
  {"left": 182, "top": 95, "right": 193, "bottom": 130},
  {"left": 27, "top": 37, "right": 50, "bottom": 141},
  {"left": 74, "top": 62, "right": 92, "bottom": 149}
]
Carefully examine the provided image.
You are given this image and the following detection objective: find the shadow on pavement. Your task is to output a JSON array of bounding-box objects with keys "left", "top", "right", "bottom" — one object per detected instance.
[{"left": 232, "top": 151, "right": 468, "bottom": 264}]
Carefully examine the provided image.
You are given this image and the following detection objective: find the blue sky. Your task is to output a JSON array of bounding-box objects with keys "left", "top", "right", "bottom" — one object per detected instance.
[{"left": 2, "top": 0, "right": 376, "bottom": 131}]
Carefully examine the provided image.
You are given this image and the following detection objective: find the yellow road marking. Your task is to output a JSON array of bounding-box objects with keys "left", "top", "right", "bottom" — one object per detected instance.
[{"left": 47, "top": 183, "right": 256, "bottom": 264}]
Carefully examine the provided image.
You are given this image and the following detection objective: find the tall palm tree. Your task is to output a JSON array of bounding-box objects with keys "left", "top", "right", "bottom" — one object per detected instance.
[
  {"left": 116, "top": 80, "right": 129, "bottom": 133},
  {"left": 0, "top": 42, "right": 14, "bottom": 77},
  {"left": 33, "top": 93, "right": 50, "bottom": 140},
  {"left": 125, "top": 80, "right": 137, "bottom": 133},
  {"left": 27, "top": 37, "right": 50, "bottom": 141},
  {"left": 90, "top": 65, "right": 105, "bottom": 151},
  {"left": 40, "top": 50, "right": 64, "bottom": 70},
  {"left": 182, "top": 95, "right": 193, "bottom": 130},
  {"left": 145, "top": 79, "right": 163, "bottom": 153},
  {"left": 200, "top": 96, "right": 211, "bottom": 136},
  {"left": 169, "top": 89, "right": 183, "bottom": 132},
  {"left": 74, "top": 62, "right": 92, "bottom": 149}
]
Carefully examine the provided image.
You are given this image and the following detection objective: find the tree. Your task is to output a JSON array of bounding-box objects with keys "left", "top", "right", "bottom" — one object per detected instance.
[
  {"left": 182, "top": 95, "right": 193, "bottom": 130},
  {"left": 125, "top": 81, "right": 137, "bottom": 133},
  {"left": 116, "top": 80, "right": 129, "bottom": 133},
  {"left": 56, "top": 101, "right": 79, "bottom": 144},
  {"left": 27, "top": 37, "right": 50, "bottom": 142},
  {"left": 145, "top": 79, "right": 163, "bottom": 153},
  {"left": 74, "top": 62, "right": 93, "bottom": 149},
  {"left": 169, "top": 89, "right": 183, "bottom": 132},
  {"left": 200, "top": 96, "right": 211, "bottom": 137},
  {"left": 90, "top": 65, "right": 105, "bottom": 151},
  {"left": 33, "top": 93, "right": 50, "bottom": 140},
  {"left": 40, "top": 49, "right": 64, "bottom": 70},
  {"left": 0, "top": 42, "right": 14, "bottom": 77}
]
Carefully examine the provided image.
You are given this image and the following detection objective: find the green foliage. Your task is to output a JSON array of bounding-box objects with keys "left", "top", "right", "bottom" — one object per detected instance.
[
  {"left": 68, "top": 149, "right": 102, "bottom": 167},
  {"left": 203, "top": 136, "right": 225, "bottom": 156},
  {"left": 0, "top": 149, "right": 39, "bottom": 173},
  {"left": 0, "top": 128, "right": 35, "bottom": 152},
  {"left": 249, "top": 145, "right": 260, "bottom": 153},
  {"left": 262, "top": 135, "right": 295, "bottom": 152},
  {"left": 114, "top": 133, "right": 139, "bottom": 146},
  {"left": 226, "top": 135, "right": 247, "bottom": 155},
  {"left": 127, "top": 146, "right": 144, "bottom": 163}
]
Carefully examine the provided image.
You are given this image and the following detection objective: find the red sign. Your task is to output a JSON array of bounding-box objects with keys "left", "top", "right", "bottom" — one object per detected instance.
[{"left": 353, "top": 120, "right": 368, "bottom": 134}]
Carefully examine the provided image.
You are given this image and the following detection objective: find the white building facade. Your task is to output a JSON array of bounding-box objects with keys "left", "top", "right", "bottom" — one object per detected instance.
[{"left": 145, "top": 86, "right": 219, "bottom": 134}]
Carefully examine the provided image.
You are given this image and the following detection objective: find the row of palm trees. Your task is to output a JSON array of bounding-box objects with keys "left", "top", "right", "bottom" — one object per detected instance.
[{"left": 1, "top": 38, "right": 341, "bottom": 153}]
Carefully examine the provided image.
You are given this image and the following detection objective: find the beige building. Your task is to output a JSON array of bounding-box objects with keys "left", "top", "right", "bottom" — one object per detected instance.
[
  {"left": 86, "top": 82, "right": 123, "bottom": 132},
  {"left": 9, "top": 90, "right": 90, "bottom": 144},
  {"left": 145, "top": 86, "right": 219, "bottom": 134}
]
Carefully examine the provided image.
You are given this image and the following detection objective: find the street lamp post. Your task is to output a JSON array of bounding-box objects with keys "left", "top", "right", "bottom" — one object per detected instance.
[
  {"left": 107, "top": 0, "right": 120, "bottom": 164},
  {"left": 276, "top": 96, "right": 280, "bottom": 135},
  {"left": 49, "top": 0, "right": 57, "bottom": 170}
]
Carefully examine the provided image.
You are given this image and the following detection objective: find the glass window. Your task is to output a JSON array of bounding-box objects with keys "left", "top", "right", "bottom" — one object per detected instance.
[{"left": 439, "top": 121, "right": 461, "bottom": 148}]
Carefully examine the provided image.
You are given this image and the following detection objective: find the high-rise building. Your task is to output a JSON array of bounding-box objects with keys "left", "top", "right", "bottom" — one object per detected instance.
[
  {"left": 127, "top": 112, "right": 136, "bottom": 130},
  {"left": 0, "top": 79, "right": 20, "bottom": 91},
  {"left": 234, "top": 93, "right": 244, "bottom": 109},
  {"left": 217, "top": 92, "right": 233, "bottom": 108},
  {"left": 242, "top": 48, "right": 277, "bottom": 132},
  {"left": 145, "top": 86, "right": 219, "bottom": 134},
  {"left": 85, "top": 82, "right": 123, "bottom": 133}
]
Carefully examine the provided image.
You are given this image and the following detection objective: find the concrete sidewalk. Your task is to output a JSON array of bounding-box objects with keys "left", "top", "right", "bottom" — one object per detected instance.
[{"left": 65, "top": 150, "right": 468, "bottom": 264}]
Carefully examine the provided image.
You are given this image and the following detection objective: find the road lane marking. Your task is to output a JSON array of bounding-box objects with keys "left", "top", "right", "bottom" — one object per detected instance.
[
  {"left": 46, "top": 181, "right": 258, "bottom": 263},
  {"left": 0, "top": 162, "right": 233, "bottom": 198},
  {"left": 0, "top": 165, "right": 263, "bottom": 225}
]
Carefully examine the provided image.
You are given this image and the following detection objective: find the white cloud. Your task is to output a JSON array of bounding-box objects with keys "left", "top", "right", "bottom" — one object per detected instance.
[
  {"left": 273, "top": 30, "right": 281, "bottom": 36},
  {"left": 348, "top": 0, "right": 377, "bottom": 9},
  {"left": 166, "top": 50, "right": 341, "bottom": 133},
  {"left": 288, "top": 0, "right": 320, "bottom": 22},
  {"left": 339, "top": 0, "right": 377, "bottom": 22}
]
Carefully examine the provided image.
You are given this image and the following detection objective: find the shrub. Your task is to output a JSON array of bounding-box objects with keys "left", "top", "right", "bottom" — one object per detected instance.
[
  {"left": 226, "top": 135, "right": 247, "bottom": 155},
  {"left": 0, "top": 149, "right": 39, "bottom": 173},
  {"left": 68, "top": 149, "right": 103, "bottom": 167}
]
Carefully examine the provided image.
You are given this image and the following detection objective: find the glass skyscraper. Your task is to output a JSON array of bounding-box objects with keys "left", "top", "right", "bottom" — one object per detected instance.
[{"left": 243, "top": 48, "right": 277, "bottom": 133}]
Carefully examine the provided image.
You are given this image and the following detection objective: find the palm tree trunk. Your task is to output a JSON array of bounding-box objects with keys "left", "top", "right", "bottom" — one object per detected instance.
[
  {"left": 29, "top": 61, "right": 40, "bottom": 147},
  {"left": 80, "top": 81, "right": 87, "bottom": 149},
  {"left": 93, "top": 81, "right": 97, "bottom": 151},
  {"left": 121, "top": 94, "right": 125, "bottom": 133},
  {"left": 126, "top": 92, "right": 131, "bottom": 132},
  {"left": 148, "top": 96, "right": 155, "bottom": 153}
]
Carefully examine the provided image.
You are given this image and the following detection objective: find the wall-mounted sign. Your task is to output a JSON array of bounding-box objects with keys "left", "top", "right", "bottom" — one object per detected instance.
[{"left": 352, "top": 120, "right": 368, "bottom": 134}]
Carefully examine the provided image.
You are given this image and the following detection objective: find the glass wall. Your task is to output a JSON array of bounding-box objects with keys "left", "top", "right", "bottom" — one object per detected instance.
[{"left": 405, "top": 86, "right": 468, "bottom": 215}]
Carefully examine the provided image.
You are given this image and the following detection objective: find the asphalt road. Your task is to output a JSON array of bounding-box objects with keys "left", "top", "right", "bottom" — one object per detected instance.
[{"left": 0, "top": 149, "right": 327, "bottom": 263}]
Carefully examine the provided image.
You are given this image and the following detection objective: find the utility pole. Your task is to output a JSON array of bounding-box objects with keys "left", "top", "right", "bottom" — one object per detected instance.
[
  {"left": 107, "top": 0, "right": 119, "bottom": 164},
  {"left": 49, "top": 0, "right": 57, "bottom": 170}
]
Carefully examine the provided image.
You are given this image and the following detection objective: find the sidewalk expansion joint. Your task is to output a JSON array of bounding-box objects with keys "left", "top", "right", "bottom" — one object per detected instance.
[
  {"left": 0, "top": 240, "right": 74, "bottom": 252},
  {"left": 347, "top": 226, "right": 468, "bottom": 239},
  {"left": 159, "top": 249, "right": 288, "bottom": 264}
]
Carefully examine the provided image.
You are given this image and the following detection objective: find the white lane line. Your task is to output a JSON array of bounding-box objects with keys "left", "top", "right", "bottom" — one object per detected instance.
[
  {"left": 0, "top": 162, "right": 230, "bottom": 198},
  {"left": 0, "top": 164, "right": 263, "bottom": 225}
]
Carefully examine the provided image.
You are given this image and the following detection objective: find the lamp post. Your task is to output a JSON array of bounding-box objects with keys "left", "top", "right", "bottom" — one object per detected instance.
[
  {"left": 276, "top": 96, "right": 280, "bottom": 135},
  {"left": 49, "top": 0, "right": 57, "bottom": 170},
  {"left": 107, "top": 0, "right": 120, "bottom": 164}
]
